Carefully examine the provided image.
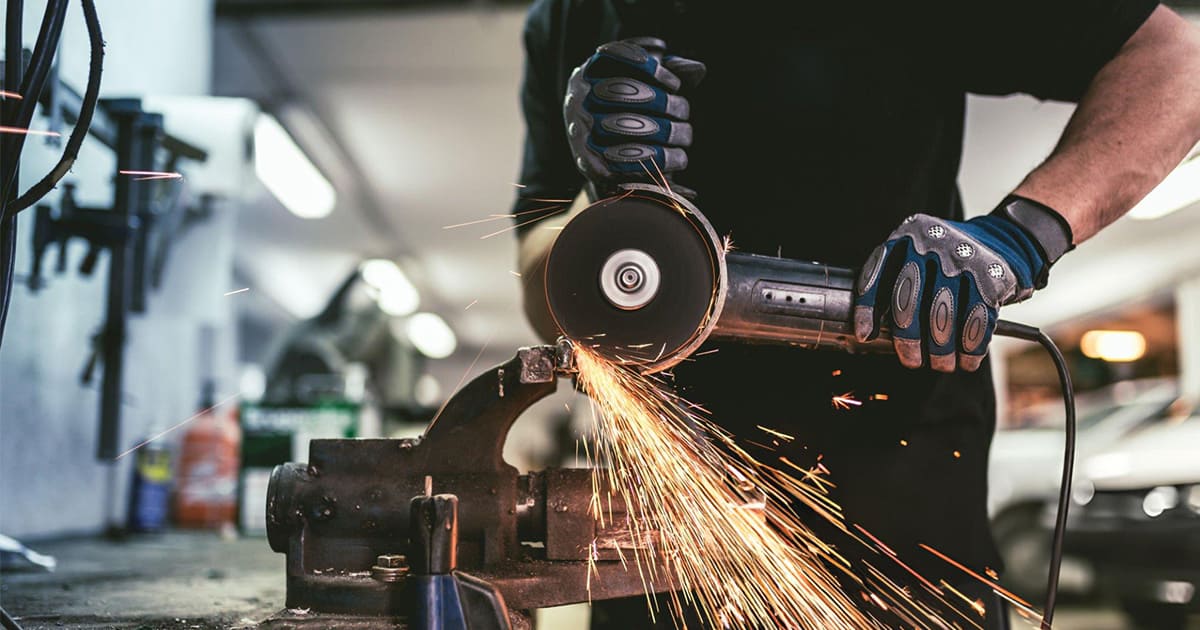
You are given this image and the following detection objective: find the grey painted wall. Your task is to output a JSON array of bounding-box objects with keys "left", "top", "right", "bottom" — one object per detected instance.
[{"left": 0, "top": 0, "right": 232, "bottom": 539}]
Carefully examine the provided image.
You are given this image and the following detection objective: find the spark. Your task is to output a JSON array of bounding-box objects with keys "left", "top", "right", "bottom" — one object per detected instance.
[
  {"left": 985, "top": 567, "right": 999, "bottom": 580},
  {"left": 0, "top": 90, "right": 22, "bottom": 100},
  {"left": 871, "top": 393, "right": 889, "bottom": 401},
  {"left": 722, "top": 234, "right": 736, "bottom": 253},
  {"left": 427, "top": 340, "right": 491, "bottom": 429},
  {"left": 831, "top": 369, "right": 843, "bottom": 377},
  {"left": 508, "top": 270, "right": 521, "bottom": 278},
  {"left": 939, "top": 581, "right": 986, "bottom": 616},
  {"left": 900, "top": 439, "right": 909, "bottom": 447},
  {"left": 756, "top": 425, "right": 794, "bottom": 442},
  {"left": 0, "top": 126, "right": 60, "bottom": 137},
  {"left": 114, "top": 392, "right": 241, "bottom": 460},
  {"left": 953, "top": 450, "right": 962, "bottom": 459},
  {"left": 119, "top": 169, "right": 182, "bottom": 181},
  {"left": 853, "top": 524, "right": 942, "bottom": 595},
  {"left": 693, "top": 348, "right": 720, "bottom": 357},
  {"left": 920, "top": 543, "right": 1037, "bottom": 613},
  {"left": 464, "top": 299, "right": 478, "bottom": 310},
  {"left": 479, "top": 206, "right": 567, "bottom": 239},
  {"left": 574, "top": 347, "right": 872, "bottom": 628},
  {"left": 441, "top": 204, "right": 564, "bottom": 230},
  {"left": 223, "top": 288, "right": 250, "bottom": 296},
  {"left": 831, "top": 392, "right": 862, "bottom": 410}
]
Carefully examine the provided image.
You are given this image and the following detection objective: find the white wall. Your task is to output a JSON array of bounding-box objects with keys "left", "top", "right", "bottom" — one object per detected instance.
[{"left": 0, "top": 0, "right": 232, "bottom": 539}]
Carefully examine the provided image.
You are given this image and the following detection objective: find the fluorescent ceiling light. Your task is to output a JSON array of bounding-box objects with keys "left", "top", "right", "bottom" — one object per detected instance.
[
  {"left": 1080, "top": 330, "right": 1145, "bottom": 362},
  {"left": 1128, "top": 154, "right": 1200, "bottom": 220},
  {"left": 254, "top": 113, "right": 336, "bottom": 219},
  {"left": 360, "top": 259, "right": 419, "bottom": 316},
  {"left": 405, "top": 313, "right": 457, "bottom": 359}
]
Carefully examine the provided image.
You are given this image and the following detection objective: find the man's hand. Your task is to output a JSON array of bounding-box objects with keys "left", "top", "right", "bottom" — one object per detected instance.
[
  {"left": 854, "top": 199, "right": 1066, "bottom": 372},
  {"left": 563, "top": 37, "right": 705, "bottom": 195}
]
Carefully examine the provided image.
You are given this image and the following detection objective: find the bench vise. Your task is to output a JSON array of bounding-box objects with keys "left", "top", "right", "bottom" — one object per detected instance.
[{"left": 264, "top": 341, "right": 671, "bottom": 629}]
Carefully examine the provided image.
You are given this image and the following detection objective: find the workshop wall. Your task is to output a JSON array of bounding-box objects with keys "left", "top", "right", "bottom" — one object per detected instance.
[{"left": 0, "top": 0, "right": 230, "bottom": 539}]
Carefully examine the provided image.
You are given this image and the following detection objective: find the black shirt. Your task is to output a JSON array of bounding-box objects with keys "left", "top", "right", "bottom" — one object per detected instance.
[{"left": 513, "top": 0, "right": 1156, "bottom": 579}]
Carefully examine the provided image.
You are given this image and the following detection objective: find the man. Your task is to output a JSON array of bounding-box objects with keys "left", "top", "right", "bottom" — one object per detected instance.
[{"left": 511, "top": 1, "right": 1200, "bottom": 627}]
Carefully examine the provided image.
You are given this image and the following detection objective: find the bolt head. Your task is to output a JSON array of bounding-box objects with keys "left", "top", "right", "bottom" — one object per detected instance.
[{"left": 376, "top": 554, "right": 406, "bottom": 568}]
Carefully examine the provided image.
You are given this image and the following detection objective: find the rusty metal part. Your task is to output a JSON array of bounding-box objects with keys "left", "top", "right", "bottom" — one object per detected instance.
[
  {"left": 266, "top": 344, "right": 673, "bottom": 623},
  {"left": 370, "top": 555, "right": 409, "bottom": 584}
]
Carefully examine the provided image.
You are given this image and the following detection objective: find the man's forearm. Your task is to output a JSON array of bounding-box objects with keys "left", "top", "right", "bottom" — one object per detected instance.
[{"left": 1014, "top": 5, "right": 1200, "bottom": 243}]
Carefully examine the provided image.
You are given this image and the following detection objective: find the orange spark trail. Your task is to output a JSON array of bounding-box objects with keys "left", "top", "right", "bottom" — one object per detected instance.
[
  {"left": 920, "top": 543, "right": 1038, "bottom": 613},
  {"left": 464, "top": 299, "right": 478, "bottom": 310},
  {"left": 0, "top": 90, "right": 22, "bottom": 100},
  {"left": 0, "top": 126, "right": 60, "bottom": 137},
  {"left": 114, "top": 393, "right": 241, "bottom": 460},
  {"left": 831, "top": 392, "right": 862, "bottom": 410},
  {"left": 574, "top": 347, "right": 872, "bottom": 628}
]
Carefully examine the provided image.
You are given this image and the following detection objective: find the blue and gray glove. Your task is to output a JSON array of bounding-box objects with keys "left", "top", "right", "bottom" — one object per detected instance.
[
  {"left": 855, "top": 196, "right": 1074, "bottom": 372},
  {"left": 564, "top": 37, "right": 706, "bottom": 196}
]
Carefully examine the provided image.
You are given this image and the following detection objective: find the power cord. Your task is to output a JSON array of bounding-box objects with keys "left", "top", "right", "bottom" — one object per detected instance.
[
  {"left": 0, "top": 0, "right": 103, "bottom": 348},
  {"left": 996, "top": 320, "right": 1076, "bottom": 630}
]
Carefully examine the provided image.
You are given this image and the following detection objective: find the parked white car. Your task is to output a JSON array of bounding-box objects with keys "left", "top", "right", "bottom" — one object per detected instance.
[
  {"left": 1065, "top": 413, "right": 1200, "bottom": 629},
  {"left": 987, "top": 379, "right": 1179, "bottom": 597}
]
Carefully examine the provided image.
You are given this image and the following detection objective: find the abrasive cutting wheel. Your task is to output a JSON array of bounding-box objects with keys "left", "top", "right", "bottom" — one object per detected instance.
[{"left": 544, "top": 186, "right": 727, "bottom": 373}]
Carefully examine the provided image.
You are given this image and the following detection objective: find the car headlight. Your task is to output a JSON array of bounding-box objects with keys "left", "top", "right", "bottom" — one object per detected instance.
[{"left": 1142, "top": 486, "right": 1179, "bottom": 518}]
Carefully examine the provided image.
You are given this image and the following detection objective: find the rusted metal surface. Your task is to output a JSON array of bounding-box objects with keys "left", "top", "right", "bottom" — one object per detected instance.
[{"left": 265, "top": 344, "right": 672, "bottom": 625}]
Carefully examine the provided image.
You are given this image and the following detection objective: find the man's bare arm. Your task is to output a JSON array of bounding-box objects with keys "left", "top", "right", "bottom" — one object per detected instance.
[{"left": 1014, "top": 5, "right": 1200, "bottom": 243}]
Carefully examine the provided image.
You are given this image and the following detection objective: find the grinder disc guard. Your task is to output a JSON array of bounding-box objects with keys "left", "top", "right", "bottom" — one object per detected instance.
[{"left": 545, "top": 189, "right": 725, "bottom": 372}]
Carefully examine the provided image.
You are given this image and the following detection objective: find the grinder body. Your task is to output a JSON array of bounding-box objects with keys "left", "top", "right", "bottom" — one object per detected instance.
[
  {"left": 544, "top": 184, "right": 891, "bottom": 372},
  {"left": 713, "top": 251, "right": 892, "bottom": 353}
]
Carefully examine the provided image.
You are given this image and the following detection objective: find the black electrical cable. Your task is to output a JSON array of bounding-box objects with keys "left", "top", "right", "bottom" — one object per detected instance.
[
  {"left": 0, "top": 0, "right": 29, "bottom": 349},
  {"left": 0, "top": 0, "right": 102, "bottom": 348},
  {"left": 996, "top": 320, "right": 1075, "bottom": 629},
  {"left": 8, "top": 0, "right": 103, "bottom": 215},
  {"left": 0, "top": 0, "right": 67, "bottom": 194}
]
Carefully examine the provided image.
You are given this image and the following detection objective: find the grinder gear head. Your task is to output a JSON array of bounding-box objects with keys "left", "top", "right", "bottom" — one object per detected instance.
[{"left": 544, "top": 185, "right": 726, "bottom": 373}]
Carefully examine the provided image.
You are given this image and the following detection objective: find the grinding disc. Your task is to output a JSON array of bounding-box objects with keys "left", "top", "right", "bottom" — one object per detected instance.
[{"left": 545, "top": 188, "right": 724, "bottom": 372}]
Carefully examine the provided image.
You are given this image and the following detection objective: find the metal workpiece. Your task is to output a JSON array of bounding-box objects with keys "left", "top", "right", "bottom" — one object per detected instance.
[{"left": 265, "top": 345, "right": 673, "bottom": 625}]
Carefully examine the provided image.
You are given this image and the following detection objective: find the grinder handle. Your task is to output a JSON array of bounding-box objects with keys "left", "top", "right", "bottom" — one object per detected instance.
[{"left": 711, "top": 251, "right": 1029, "bottom": 354}]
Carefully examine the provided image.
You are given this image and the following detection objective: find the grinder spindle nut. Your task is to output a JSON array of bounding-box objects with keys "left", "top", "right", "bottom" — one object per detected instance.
[{"left": 600, "top": 249, "right": 661, "bottom": 310}]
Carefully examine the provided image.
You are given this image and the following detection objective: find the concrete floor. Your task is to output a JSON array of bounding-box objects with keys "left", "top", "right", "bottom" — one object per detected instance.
[{"left": 0, "top": 531, "right": 1191, "bottom": 629}]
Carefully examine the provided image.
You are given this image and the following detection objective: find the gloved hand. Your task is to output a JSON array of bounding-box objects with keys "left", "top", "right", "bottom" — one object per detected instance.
[
  {"left": 854, "top": 197, "right": 1073, "bottom": 372},
  {"left": 564, "top": 37, "right": 706, "bottom": 196}
]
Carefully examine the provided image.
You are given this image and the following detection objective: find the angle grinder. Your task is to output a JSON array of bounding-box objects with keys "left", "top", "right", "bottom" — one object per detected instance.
[
  {"left": 546, "top": 183, "right": 904, "bottom": 373},
  {"left": 543, "top": 183, "right": 1075, "bottom": 628}
]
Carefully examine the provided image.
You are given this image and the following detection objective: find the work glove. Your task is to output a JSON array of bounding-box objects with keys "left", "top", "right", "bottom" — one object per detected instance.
[
  {"left": 564, "top": 37, "right": 706, "bottom": 197},
  {"left": 854, "top": 196, "right": 1074, "bottom": 372}
]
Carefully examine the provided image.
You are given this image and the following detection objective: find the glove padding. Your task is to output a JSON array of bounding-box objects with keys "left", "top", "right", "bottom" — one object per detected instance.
[
  {"left": 854, "top": 213, "right": 1048, "bottom": 372},
  {"left": 564, "top": 37, "right": 706, "bottom": 194}
]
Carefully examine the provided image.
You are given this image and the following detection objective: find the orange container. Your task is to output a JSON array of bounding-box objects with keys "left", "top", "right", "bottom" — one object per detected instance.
[{"left": 173, "top": 403, "right": 241, "bottom": 529}]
